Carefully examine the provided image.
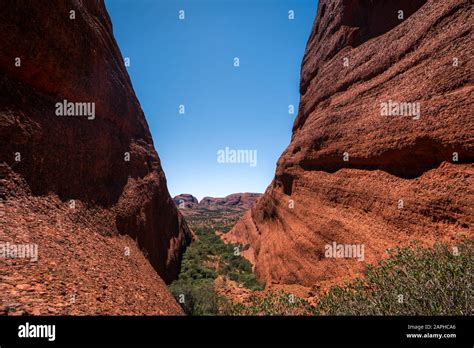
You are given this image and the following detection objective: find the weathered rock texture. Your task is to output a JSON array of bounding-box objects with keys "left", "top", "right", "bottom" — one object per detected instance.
[
  {"left": 226, "top": 0, "right": 473, "bottom": 287},
  {"left": 0, "top": 169, "right": 184, "bottom": 315},
  {"left": 0, "top": 0, "right": 192, "bottom": 313}
]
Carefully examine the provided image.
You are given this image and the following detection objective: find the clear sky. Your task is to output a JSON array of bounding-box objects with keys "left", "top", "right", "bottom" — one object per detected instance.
[{"left": 105, "top": 0, "right": 318, "bottom": 201}]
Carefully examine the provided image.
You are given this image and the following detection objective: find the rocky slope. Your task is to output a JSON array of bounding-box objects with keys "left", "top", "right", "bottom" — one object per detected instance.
[
  {"left": 226, "top": 0, "right": 473, "bottom": 287},
  {"left": 0, "top": 0, "right": 192, "bottom": 314},
  {"left": 0, "top": 169, "right": 183, "bottom": 315}
]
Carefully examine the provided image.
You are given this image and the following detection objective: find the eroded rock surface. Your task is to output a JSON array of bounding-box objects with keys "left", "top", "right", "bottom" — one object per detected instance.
[
  {"left": 226, "top": 0, "right": 473, "bottom": 287},
  {"left": 0, "top": 0, "right": 192, "bottom": 314}
]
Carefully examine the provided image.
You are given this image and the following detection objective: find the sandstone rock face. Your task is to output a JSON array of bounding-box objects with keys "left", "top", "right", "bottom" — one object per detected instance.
[
  {"left": 1, "top": 169, "right": 184, "bottom": 315},
  {"left": 226, "top": 0, "right": 473, "bottom": 287},
  {"left": 0, "top": 0, "right": 192, "bottom": 313}
]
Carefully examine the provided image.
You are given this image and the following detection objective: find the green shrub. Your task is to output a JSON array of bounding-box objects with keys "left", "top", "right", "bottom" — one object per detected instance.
[
  {"left": 223, "top": 290, "right": 315, "bottom": 315},
  {"left": 316, "top": 238, "right": 473, "bottom": 315},
  {"left": 222, "top": 239, "right": 472, "bottom": 316},
  {"left": 169, "top": 279, "right": 220, "bottom": 315}
]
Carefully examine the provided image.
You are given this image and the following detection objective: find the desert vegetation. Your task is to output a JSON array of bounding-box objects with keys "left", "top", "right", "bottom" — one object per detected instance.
[
  {"left": 315, "top": 238, "right": 473, "bottom": 315},
  {"left": 171, "top": 225, "right": 472, "bottom": 316},
  {"left": 169, "top": 221, "right": 264, "bottom": 315}
]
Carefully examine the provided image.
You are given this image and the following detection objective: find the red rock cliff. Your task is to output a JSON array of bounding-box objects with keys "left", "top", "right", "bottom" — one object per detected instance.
[
  {"left": 0, "top": 0, "right": 192, "bottom": 313},
  {"left": 226, "top": 0, "right": 473, "bottom": 287}
]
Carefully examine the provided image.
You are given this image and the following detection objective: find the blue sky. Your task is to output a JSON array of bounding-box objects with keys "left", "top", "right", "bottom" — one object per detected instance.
[{"left": 105, "top": 0, "right": 317, "bottom": 200}]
